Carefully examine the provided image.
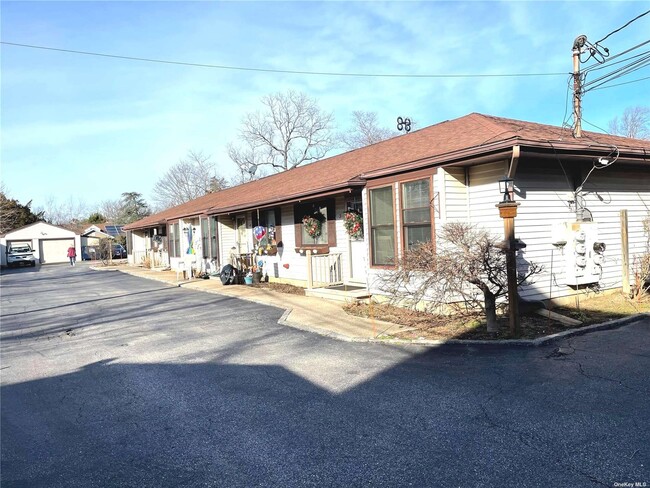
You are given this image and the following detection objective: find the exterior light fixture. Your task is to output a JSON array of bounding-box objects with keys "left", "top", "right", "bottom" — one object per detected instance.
[{"left": 498, "top": 176, "right": 515, "bottom": 202}]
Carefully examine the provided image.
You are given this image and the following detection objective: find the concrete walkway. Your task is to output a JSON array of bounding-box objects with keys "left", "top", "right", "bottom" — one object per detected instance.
[{"left": 103, "top": 265, "right": 406, "bottom": 341}]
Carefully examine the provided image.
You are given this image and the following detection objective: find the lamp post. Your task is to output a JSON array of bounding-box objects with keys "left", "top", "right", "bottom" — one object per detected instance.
[{"left": 496, "top": 177, "right": 521, "bottom": 336}]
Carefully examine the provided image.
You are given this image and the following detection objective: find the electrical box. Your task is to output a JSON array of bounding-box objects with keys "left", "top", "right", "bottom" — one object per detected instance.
[{"left": 552, "top": 221, "right": 605, "bottom": 286}]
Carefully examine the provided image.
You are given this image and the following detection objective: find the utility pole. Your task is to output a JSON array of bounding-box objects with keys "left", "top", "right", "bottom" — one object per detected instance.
[{"left": 572, "top": 35, "right": 586, "bottom": 138}]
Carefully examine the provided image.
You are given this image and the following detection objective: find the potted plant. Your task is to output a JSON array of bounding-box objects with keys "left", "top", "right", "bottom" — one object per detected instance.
[{"left": 343, "top": 211, "right": 363, "bottom": 239}]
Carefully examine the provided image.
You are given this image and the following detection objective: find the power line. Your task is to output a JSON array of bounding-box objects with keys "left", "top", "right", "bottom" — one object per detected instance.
[
  {"left": 0, "top": 41, "right": 569, "bottom": 79},
  {"left": 583, "top": 57, "right": 650, "bottom": 92},
  {"left": 582, "top": 41, "right": 650, "bottom": 74},
  {"left": 594, "top": 9, "right": 650, "bottom": 45},
  {"left": 583, "top": 54, "right": 650, "bottom": 88},
  {"left": 589, "top": 75, "right": 650, "bottom": 91}
]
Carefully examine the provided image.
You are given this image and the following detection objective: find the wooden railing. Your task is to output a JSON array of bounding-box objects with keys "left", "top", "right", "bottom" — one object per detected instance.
[
  {"left": 132, "top": 250, "right": 170, "bottom": 268},
  {"left": 307, "top": 251, "right": 343, "bottom": 289}
]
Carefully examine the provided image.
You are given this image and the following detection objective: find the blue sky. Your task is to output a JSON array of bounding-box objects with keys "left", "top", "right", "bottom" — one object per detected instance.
[{"left": 1, "top": 1, "right": 648, "bottom": 214}]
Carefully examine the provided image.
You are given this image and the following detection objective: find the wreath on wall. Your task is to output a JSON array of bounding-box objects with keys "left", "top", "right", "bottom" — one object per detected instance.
[
  {"left": 343, "top": 211, "right": 363, "bottom": 239},
  {"left": 302, "top": 215, "right": 322, "bottom": 238}
]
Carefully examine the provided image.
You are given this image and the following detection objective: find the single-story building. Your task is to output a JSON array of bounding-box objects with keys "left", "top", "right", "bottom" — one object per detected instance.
[
  {"left": 124, "top": 113, "right": 650, "bottom": 303},
  {"left": 1, "top": 221, "right": 81, "bottom": 266}
]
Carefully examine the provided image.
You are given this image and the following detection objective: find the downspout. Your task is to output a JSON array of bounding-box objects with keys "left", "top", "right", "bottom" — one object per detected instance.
[{"left": 507, "top": 145, "right": 520, "bottom": 179}]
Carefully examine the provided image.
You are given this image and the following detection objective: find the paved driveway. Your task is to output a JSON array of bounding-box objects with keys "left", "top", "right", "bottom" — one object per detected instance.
[{"left": 1, "top": 263, "right": 649, "bottom": 487}]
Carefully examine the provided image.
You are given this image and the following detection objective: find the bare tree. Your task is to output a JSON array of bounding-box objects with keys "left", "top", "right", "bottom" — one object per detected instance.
[
  {"left": 152, "top": 151, "right": 227, "bottom": 209},
  {"left": 377, "top": 222, "right": 542, "bottom": 334},
  {"left": 608, "top": 106, "right": 649, "bottom": 140},
  {"left": 37, "top": 195, "right": 89, "bottom": 226},
  {"left": 228, "top": 90, "right": 335, "bottom": 174},
  {"left": 338, "top": 111, "right": 397, "bottom": 150},
  {"left": 99, "top": 198, "right": 123, "bottom": 222}
]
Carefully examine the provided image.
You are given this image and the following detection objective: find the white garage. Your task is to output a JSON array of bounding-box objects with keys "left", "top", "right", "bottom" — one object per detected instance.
[
  {"left": 40, "top": 238, "right": 75, "bottom": 264},
  {"left": 1, "top": 222, "right": 80, "bottom": 266}
]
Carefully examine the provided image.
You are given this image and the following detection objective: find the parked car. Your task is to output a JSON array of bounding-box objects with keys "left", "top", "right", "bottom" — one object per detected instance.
[
  {"left": 6, "top": 244, "right": 36, "bottom": 267},
  {"left": 112, "top": 244, "right": 127, "bottom": 259}
]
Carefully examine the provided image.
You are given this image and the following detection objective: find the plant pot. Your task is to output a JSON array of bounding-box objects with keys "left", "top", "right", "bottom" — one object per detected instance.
[
  {"left": 244, "top": 275, "right": 253, "bottom": 285},
  {"left": 252, "top": 271, "right": 263, "bottom": 284}
]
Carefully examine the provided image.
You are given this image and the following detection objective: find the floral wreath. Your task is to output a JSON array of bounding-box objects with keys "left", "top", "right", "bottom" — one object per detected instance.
[
  {"left": 302, "top": 215, "right": 322, "bottom": 238},
  {"left": 343, "top": 211, "right": 363, "bottom": 239}
]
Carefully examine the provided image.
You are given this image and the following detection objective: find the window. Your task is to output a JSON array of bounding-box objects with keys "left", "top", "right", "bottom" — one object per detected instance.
[
  {"left": 369, "top": 186, "right": 394, "bottom": 265},
  {"left": 210, "top": 216, "right": 218, "bottom": 258},
  {"left": 402, "top": 179, "right": 432, "bottom": 250},
  {"left": 293, "top": 200, "right": 335, "bottom": 248},
  {"left": 301, "top": 203, "right": 328, "bottom": 245},
  {"left": 252, "top": 208, "right": 282, "bottom": 249},
  {"left": 201, "top": 218, "right": 209, "bottom": 258},
  {"left": 169, "top": 223, "right": 180, "bottom": 258}
]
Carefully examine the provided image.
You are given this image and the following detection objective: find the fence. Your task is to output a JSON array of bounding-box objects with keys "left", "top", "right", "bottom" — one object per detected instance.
[
  {"left": 132, "top": 249, "right": 170, "bottom": 268},
  {"left": 307, "top": 252, "right": 343, "bottom": 289}
]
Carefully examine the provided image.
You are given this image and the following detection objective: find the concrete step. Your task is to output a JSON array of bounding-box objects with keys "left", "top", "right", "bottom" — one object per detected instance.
[{"left": 305, "top": 286, "right": 372, "bottom": 303}]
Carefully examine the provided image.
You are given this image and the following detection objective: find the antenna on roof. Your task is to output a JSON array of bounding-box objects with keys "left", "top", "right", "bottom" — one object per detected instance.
[{"left": 397, "top": 116, "right": 411, "bottom": 133}]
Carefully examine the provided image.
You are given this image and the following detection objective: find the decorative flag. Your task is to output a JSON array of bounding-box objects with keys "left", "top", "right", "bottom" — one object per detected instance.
[{"left": 253, "top": 226, "right": 266, "bottom": 241}]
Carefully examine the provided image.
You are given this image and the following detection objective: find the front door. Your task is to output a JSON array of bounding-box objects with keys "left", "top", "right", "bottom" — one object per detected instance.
[
  {"left": 349, "top": 239, "right": 367, "bottom": 284},
  {"left": 345, "top": 196, "right": 366, "bottom": 284},
  {"left": 236, "top": 216, "right": 247, "bottom": 254}
]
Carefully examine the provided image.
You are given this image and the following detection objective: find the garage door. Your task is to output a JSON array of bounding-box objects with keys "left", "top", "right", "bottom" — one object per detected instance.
[{"left": 40, "top": 239, "right": 74, "bottom": 264}]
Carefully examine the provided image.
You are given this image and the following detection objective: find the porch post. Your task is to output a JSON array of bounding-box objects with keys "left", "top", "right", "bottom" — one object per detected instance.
[{"left": 306, "top": 249, "right": 313, "bottom": 289}]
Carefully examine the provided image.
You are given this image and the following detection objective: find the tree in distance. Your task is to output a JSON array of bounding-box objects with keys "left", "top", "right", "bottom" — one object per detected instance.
[
  {"left": 0, "top": 185, "right": 44, "bottom": 234},
  {"left": 152, "top": 150, "right": 227, "bottom": 209},
  {"left": 608, "top": 106, "right": 649, "bottom": 140},
  {"left": 116, "top": 192, "right": 151, "bottom": 224},
  {"left": 338, "top": 111, "right": 398, "bottom": 151},
  {"left": 87, "top": 212, "right": 106, "bottom": 224},
  {"left": 228, "top": 90, "right": 335, "bottom": 176}
]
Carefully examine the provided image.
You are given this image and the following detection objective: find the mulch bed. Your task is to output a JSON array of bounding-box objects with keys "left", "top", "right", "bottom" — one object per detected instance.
[{"left": 343, "top": 294, "right": 647, "bottom": 341}]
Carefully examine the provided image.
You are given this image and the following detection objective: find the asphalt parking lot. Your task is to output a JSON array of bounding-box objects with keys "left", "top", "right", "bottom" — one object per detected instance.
[{"left": 1, "top": 263, "right": 649, "bottom": 487}]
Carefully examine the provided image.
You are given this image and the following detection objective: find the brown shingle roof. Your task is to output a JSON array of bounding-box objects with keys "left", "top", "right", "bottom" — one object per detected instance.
[{"left": 125, "top": 113, "right": 650, "bottom": 230}]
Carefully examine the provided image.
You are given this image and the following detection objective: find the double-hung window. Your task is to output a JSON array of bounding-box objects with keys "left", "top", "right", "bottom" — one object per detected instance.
[
  {"left": 402, "top": 179, "right": 432, "bottom": 250},
  {"left": 369, "top": 186, "right": 395, "bottom": 266}
]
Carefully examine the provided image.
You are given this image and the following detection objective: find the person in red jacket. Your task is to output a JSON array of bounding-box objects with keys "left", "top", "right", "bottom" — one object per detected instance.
[{"left": 67, "top": 246, "right": 77, "bottom": 266}]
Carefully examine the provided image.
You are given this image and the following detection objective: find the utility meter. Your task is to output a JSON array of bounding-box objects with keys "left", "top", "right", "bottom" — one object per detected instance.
[{"left": 557, "top": 221, "right": 604, "bottom": 286}]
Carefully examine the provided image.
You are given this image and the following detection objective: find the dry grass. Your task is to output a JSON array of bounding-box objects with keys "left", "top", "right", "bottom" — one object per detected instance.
[
  {"left": 251, "top": 282, "right": 306, "bottom": 296},
  {"left": 343, "top": 292, "right": 649, "bottom": 341}
]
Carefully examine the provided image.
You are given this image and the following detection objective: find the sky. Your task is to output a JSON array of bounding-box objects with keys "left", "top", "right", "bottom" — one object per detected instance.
[{"left": 1, "top": 1, "right": 648, "bottom": 215}]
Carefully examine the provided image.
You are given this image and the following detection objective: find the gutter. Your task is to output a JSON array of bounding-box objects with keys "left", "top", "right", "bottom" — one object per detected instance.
[{"left": 207, "top": 181, "right": 365, "bottom": 216}]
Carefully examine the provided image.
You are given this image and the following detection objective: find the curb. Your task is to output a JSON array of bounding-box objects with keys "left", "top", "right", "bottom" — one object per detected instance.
[
  {"left": 366, "top": 313, "right": 649, "bottom": 348},
  {"left": 102, "top": 266, "right": 648, "bottom": 348}
]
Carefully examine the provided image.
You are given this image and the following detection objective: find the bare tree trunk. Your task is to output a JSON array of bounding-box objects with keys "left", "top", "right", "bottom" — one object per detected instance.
[{"left": 484, "top": 291, "right": 498, "bottom": 334}]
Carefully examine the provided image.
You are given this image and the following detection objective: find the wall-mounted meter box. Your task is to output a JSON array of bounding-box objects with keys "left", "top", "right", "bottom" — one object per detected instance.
[{"left": 552, "top": 221, "right": 605, "bottom": 286}]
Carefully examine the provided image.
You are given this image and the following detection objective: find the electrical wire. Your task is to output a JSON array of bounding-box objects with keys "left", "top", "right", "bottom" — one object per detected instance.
[
  {"left": 582, "top": 46, "right": 650, "bottom": 74},
  {"left": 583, "top": 57, "right": 650, "bottom": 92},
  {"left": 0, "top": 41, "right": 569, "bottom": 79},
  {"left": 594, "top": 9, "right": 650, "bottom": 45},
  {"left": 589, "top": 75, "right": 650, "bottom": 91},
  {"left": 581, "top": 118, "right": 611, "bottom": 134},
  {"left": 583, "top": 54, "right": 650, "bottom": 87}
]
